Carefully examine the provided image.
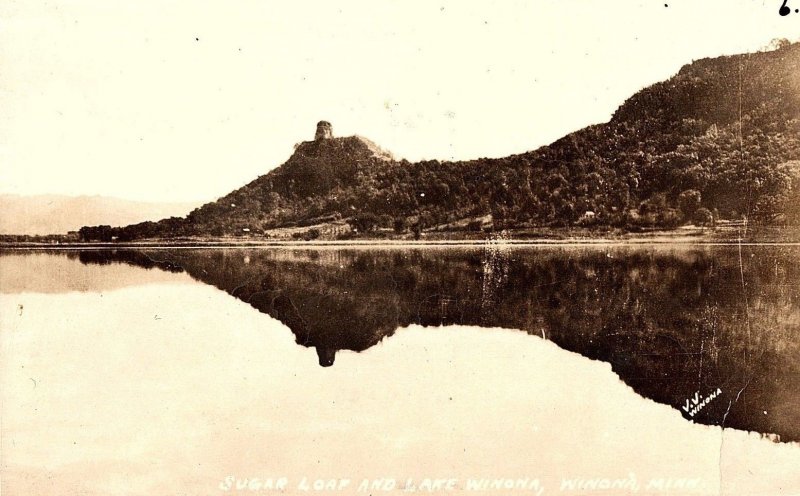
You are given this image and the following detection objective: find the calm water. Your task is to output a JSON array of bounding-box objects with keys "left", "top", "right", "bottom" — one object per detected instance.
[{"left": 1, "top": 246, "right": 799, "bottom": 495}]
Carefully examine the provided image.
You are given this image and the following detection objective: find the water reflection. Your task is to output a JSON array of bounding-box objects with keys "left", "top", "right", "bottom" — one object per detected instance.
[{"left": 59, "top": 245, "right": 800, "bottom": 443}]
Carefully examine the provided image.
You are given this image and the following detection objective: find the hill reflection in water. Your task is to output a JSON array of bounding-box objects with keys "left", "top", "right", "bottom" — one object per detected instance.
[{"left": 74, "top": 245, "right": 800, "bottom": 442}]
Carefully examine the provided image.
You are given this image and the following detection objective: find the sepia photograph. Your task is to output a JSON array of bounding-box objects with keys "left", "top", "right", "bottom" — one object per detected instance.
[{"left": 1, "top": 1, "right": 800, "bottom": 495}]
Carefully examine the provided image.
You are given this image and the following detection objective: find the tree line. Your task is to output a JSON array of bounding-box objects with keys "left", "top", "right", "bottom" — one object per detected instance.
[{"left": 79, "top": 42, "right": 800, "bottom": 241}]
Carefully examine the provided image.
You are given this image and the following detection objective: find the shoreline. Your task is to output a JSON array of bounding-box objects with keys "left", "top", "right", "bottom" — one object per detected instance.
[
  {"left": 3, "top": 225, "right": 798, "bottom": 249},
  {"left": 3, "top": 239, "right": 800, "bottom": 250}
]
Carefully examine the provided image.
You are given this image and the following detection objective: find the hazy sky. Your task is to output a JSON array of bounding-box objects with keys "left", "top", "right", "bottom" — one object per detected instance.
[{"left": 1, "top": 1, "right": 797, "bottom": 203}]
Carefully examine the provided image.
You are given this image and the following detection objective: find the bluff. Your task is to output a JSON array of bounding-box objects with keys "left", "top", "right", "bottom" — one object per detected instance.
[{"left": 87, "top": 42, "right": 800, "bottom": 240}]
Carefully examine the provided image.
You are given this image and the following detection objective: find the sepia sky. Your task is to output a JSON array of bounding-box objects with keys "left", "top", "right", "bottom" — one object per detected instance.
[{"left": 0, "top": 1, "right": 798, "bottom": 203}]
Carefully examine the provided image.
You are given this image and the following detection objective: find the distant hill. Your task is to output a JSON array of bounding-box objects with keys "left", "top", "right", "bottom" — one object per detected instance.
[
  {"left": 86, "top": 42, "right": 800, "bottom": 241},
  {"left": 0, "top": 194, "right": 201, "bottom": 235}
]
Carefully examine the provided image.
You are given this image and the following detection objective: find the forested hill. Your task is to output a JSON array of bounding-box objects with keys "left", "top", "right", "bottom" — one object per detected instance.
[{"left": 82, "top": 42, "right": 800, "bottom": 241}]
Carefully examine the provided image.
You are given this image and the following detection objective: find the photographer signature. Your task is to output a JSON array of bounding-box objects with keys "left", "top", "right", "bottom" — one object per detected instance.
[{"left": 681, "top": 388, "right": 722, "bottom": 418}]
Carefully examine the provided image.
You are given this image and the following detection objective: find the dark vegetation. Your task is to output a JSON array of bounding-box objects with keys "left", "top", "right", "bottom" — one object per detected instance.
[{"left": 80, "top": 42, "right": 800, "bottom": 241}]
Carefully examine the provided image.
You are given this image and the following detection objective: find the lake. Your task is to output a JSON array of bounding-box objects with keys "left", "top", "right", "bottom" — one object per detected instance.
[{"left": 1, "top": 245, "right": 799, "bottom": 495}]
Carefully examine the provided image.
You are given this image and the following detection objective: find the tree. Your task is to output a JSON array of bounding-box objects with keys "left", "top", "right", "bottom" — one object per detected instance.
[
  {"left": 639, "top": 193, "right": 667, "bottom": 216},
  {"left": 678, "top": 189, "right": 702, "bottom": 222},
  {"left": 347, "top": 213, "right": 379, "bottom": 233},
  {"left": 765, "top": 38, "right": 791, "bottom": 51},
  {"left": 411, "top": 222, "right": 422, "bottom": 240},
  {"left": 491, "top": 205, "right": 508, "bottom": 230},
  {"left": 694, "top": 207, "right": 714, "bottom": 227},
  {"left": 751, "top": 161, "right": 799, "bottom": 224},
  {"left": 378, "top": 214, "right": 393, "bottom": 229},
  {"left": 393, "top": 217, "right": 407, "bottom": 234}
]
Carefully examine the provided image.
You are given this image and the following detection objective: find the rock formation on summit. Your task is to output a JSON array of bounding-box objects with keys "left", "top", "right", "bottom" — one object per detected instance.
[{"left": 314, "top": 120, "right": 333, "bottom": 141}]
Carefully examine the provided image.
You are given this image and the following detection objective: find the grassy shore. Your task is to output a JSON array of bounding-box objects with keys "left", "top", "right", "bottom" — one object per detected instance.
[{"left": 2, "top": 222, "right": 798, "bottom": 249}]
